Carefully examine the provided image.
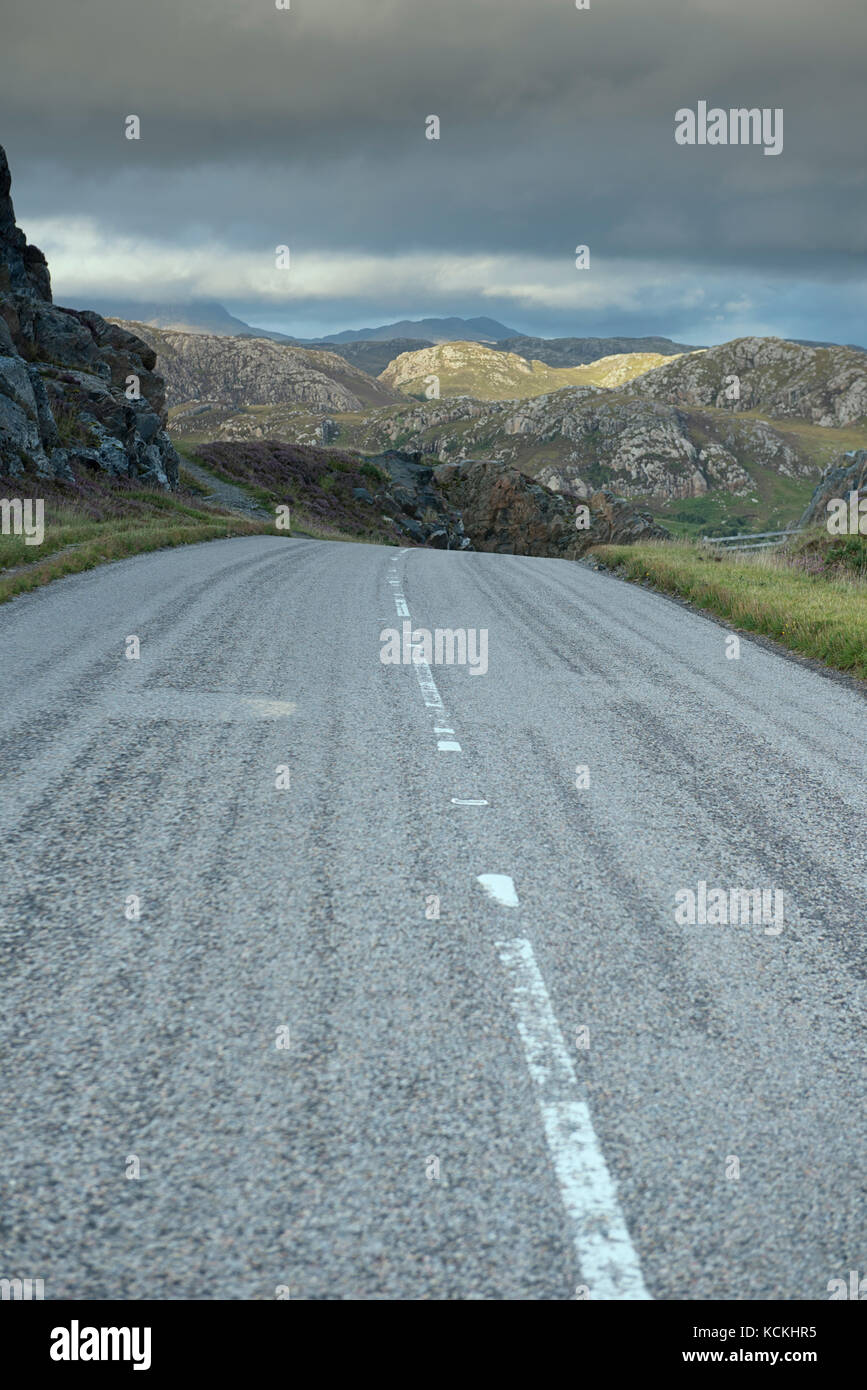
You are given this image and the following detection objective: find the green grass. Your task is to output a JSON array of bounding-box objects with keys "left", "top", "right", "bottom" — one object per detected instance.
[
  {"left": 735, "top": 413, "right": 867, "bottom": 470},
  {"left": 591, "top": 538, "right": 867, "bottom": 680},
  {"left": 642, "top": 468, "right": 817, "bottom": 540},
  {"left": 0, "top": 508, "right": 283, "bottom": 606}
]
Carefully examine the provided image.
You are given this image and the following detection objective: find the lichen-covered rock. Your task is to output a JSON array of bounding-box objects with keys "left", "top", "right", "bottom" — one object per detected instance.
[{"left": 0, "top": 144, "right": 179, "bottom": 487}]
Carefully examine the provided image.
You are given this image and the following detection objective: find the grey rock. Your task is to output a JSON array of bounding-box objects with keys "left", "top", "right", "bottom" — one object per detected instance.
[
  {"left": 0, "top": 144, "right": 178, "bottom": 489},
  {"left": 798, "top": 449, "right": 867, "bottom": 528}
]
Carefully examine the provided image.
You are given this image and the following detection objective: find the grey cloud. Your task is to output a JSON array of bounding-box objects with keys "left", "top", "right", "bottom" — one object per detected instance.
[{"left": 1, "top": 0, "right": 865, "bottom": 339}]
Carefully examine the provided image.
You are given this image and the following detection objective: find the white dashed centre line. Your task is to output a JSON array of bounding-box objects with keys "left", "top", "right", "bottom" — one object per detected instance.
[
  {"left": 496, "top": 937, "right": 650, "bottom": 1300},
  {"left": 477, "top": 873, "right": 520, "bottom": 907},
  {"left": 386, "top": 557, "right": 458, "bottom": 743}
]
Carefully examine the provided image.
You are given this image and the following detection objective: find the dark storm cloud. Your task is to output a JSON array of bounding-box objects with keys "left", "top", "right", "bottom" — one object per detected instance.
[{"left": 1, "top": 0, "right": 865, "bottom": 339}]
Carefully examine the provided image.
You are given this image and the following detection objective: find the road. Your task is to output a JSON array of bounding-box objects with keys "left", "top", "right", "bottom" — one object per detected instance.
[{"left": 1, "top": 535, "right": 865, "bottom": 1300}]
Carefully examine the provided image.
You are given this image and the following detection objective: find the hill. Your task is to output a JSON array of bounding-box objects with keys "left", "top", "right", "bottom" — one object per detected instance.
[
  {"left": 622, "top": 337, "right": 867, "bottom": 425},
  {"left": 0, "top": 145, "right": 178, "bottom": 488},
  {"left": 86, "top": 298, "right": 296, "bottom": 342},
  {"left": 110, "top": 321, "right": 404, "bottom": 412},
  {"left": 336, "top": 389, "right": 813, "bottom": 503},
  {"left": 378, "top": 340, "right": 676, "bottom": 400}
]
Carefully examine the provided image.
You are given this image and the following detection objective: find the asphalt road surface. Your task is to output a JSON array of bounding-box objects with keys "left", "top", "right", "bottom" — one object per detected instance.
[{"left": 1, "top": 536, "right": 864, "bottom": 1300}]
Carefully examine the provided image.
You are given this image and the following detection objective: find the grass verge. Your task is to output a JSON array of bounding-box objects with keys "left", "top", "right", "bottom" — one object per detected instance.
[
  {"left": 0, "top": 513, "right": 284, "bottom": 606},
  {"left": 0, "top": 465, "right": 291, "bottom": 606},
  {"left": 591, "top": 539, "right": 867, "bottom": 680}
]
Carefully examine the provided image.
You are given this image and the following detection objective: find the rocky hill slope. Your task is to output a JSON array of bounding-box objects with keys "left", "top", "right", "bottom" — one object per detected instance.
[
  {"left": 111, "top": 321, "right": 404, "bottom": 412},
  {"left": 339, "top": 386, "right": 813, "bottom": 502},
  {"left": 0, "top": 146, "right": 179, "bottom": 486},
  {"left": 622, "top": 337, "right": 867, "bottom": 425},
  {"left": 378, "top": 340, "right": 675, "bottom": 401}
]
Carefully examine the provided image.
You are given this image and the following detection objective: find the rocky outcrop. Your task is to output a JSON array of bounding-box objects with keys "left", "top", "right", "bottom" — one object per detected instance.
[
  {"left": 365, "top": 449, "right": 469, "bottom": 547},
  {"left": 430, "top": 458, "right": 669, "bottom": 557},
  {"left": 798, "top": 449, "right": 867, "bottom": 527},
  {"left": 622, "top": 337, "right": 867, "bottom": 426},
  {"left": 0, "top": 145, "right": 179, "bottom": 486},
  {"left": 112, "top": 321, "right": 403, "bottom": 412}
]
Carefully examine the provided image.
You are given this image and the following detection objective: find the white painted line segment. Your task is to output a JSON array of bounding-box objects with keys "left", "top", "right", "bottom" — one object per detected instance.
[
  {"left": 411, "top": 653, "right": 446, "bottom": 711},
  {"left": 437, "top": 740, "right": 462, "bottom": 752},
  {"left": 496, "top": 937, "right": 650, "bottom": 1300},
  {"left": 386, "top": 567, "right": 450, "bottom": 721},
  {"left": 451, "top": 798, "right": 489, "bottom": 806},
  {"left": 477, "top": 873, "right": 520, "bottom": 907}
]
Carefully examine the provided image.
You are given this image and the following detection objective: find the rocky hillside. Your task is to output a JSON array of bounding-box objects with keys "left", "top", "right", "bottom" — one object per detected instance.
[
  {"left": 495, "top": 334, "right": 698, "bottom": 367},
  {"left": 378, "top": 340, "right": 675, "bottom": 401},
  {"left": 337, "top": 386, "right": 813, "bottom": 502},
  {"left": 622, "top": 337, "right": 867, "bottom": 426},
  {"left": 0, "top": 146, "right": 179, "bottom": 486},
  {"left": 111, "top": 321, "right": 404, "bottom": 412}
]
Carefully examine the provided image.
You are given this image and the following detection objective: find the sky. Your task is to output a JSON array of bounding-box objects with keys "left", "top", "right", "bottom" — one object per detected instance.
[{"left": 2, "top": 0, "right": 865, "bottom": 345}]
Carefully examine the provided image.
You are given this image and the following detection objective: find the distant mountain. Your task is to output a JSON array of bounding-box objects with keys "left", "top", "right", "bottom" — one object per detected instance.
[
  {"left": 111, "top": 321, "right": 403, "bottom": 411},
  {"left": 495, "top": 335, "right": 699, "bottom": 367},
  {"left": 316, "top": 317, "right": 519, "bottom": 345},
  {"left": 378, "top": 340, "right": 678, "bottom": 401},
  {"left": 305, "top": 338, "right": 434, "bottom": 377},
  {"left": 792, "top": 338, "right": 866, "bottom": 353},
  {"left": 86, "top": 298, "right": 299, "bottom": 342}
]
